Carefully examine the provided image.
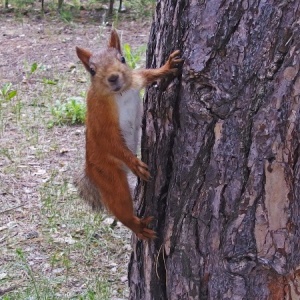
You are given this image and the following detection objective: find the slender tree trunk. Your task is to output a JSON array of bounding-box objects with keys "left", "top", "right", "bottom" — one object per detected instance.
[
  {"left": 58, "top": 0, "right": 64, "bottom": 11},
  {"left": 108, "top": 0, "right": 113, "bottom": 16},
  {"left": 129, "top": 0, "right": 300, "bottom": 299}
]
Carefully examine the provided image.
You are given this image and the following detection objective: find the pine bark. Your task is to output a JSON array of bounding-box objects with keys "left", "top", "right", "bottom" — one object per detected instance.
[{"left": 129, "top": 1, "right": 300, "bottom": 299}]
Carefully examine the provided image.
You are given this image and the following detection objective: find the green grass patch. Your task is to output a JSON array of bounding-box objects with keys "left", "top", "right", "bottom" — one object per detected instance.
[{"left": 48, "top": 97, "right": 86, "bottom": 128}]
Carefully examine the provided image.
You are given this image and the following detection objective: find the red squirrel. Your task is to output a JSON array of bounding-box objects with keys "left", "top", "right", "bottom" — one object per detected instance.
[{"left": 75, "top": 29, "right": 183, "bottom": 239}]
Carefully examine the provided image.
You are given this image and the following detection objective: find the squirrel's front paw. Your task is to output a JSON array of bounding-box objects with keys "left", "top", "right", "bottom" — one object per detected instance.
[{"left": 167, "top": 50, "right": 184, "bottom": 70}]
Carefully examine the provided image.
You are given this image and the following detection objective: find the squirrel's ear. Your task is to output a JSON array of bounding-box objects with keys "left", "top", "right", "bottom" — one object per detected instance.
[
  {"left": 76, "top": 47, "right": 92, "bottom": 71},
  {"left": 108, "top": 29, "right": 122, "bottom": 54}
]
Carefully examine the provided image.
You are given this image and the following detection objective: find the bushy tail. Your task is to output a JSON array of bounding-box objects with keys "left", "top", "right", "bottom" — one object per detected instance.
[{"left": 74, "top": 171, "right": 104, "bottom": 211}]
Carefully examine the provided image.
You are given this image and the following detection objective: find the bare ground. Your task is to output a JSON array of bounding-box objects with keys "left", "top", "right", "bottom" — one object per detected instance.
[{"left": 0, "top": 7, "right": 150, "bottom": 299}]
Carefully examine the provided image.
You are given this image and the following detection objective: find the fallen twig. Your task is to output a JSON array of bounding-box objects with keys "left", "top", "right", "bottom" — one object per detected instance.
[
  {"left": 0, "top": 285, "right": 18, "bottom": 296},
  {"left": 0, "top": 204, "right": 25, "bottom": 214}
]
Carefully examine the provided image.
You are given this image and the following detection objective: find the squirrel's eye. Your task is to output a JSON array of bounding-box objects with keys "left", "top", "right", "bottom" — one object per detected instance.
[
  {"left": 89, "top": 67, "right": 96, "bottom": 76},
  {"left": 120, "top": 56, "right": 126, "bottom": 64}
]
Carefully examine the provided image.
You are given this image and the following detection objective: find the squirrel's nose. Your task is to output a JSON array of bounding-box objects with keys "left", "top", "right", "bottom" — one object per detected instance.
[{"left": 108, "top": 74, "right": 119, "bottom": 83}]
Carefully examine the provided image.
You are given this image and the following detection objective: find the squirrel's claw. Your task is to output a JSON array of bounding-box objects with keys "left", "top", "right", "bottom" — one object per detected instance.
[
  {"left": 169, "top": 50, "right": 181, "bottom": 59},
  {"left": 166, "top": 50, "right": 184, "bottom": 75},
  {"left": 136, "top": 216, "right": 156, "bottom": 239},
  {"left": 131, "top": 158, "right": 151, "bottom": 181}
]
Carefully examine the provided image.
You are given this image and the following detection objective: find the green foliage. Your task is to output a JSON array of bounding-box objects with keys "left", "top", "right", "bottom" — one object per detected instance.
[
  {"left": 43, "top": 78, "right": 58, "bottom": 85},
  {"left": 23, "top": 61, "right": 40, "bottom": 81},
  {"left": 0, "top": 83, "right": 17, "bottom": 102},
  {"left": 0, "top": 147, "right": 12, "bottom": 161},
  {"left": 30, "top": 62, "right": 38, "bottom": 73},
  {"left": 77, "top": 280, "right": 111, "bottom": 300},
  {"left": 123, "top": 43, "right": 146, "bottom": 69},
  {"left": 9, "top": 0, "right": 35, "bottom": 10},
  {"left": 3, "top": 0, "right": 156, "bottom": 20},
  {"left": 59, "top": 9, "right": 74, "bottom": 22},
  {"left": 49, "top": 97, "right": 86, "bottom": 127},
  {"left": 16, "top": 248, "right": 41, "bottom": 299},
  {"left": 124, "top": 0, "right": 156, "bottom": 17}
]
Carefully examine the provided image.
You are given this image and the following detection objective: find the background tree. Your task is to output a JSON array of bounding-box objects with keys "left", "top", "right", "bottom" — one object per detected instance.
[{"left": 129, "top": 0, "right": 300, "bottom": 299}]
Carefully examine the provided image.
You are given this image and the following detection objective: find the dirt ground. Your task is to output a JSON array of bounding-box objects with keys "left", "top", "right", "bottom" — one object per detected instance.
[{"left": 0, "top": 6, "right": 151, "bottom": 299}]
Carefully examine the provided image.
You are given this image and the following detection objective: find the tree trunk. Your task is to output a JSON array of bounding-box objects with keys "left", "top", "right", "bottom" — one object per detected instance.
[{"left": 129, "top": 0, "right": 300, "bottom": 299}]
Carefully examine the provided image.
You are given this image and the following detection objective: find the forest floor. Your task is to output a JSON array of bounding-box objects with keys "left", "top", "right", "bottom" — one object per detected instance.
[{"left": 0, "top": 3, "right": 151, "bottom": 299}]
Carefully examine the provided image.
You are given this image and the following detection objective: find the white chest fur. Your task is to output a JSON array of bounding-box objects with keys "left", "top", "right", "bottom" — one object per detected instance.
[{"left": 116, "top": 89, "right": 142, "bottom": 154}]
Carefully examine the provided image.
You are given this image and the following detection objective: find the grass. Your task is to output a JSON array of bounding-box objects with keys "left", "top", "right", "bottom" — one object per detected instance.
[
  {"left": 123, "top": 43, "right": 147, "bottom": 69},
  {"left": 2, "top": 188, "right": 130, "bottom": 299},
  {"left": 48, "top": 97, "right": 86, "bottom": 128},
  {"left": 0, "top": 0, "right": 156, "bottom": 22},
  {"left": 0, "top": 14, "right": 150, "bottom": 298},
  {"left": 0, "top": 83, "right": 17, "bottom": 103},
  {"left": 0, "top": 68, "right": 132, "bottom": 297}
]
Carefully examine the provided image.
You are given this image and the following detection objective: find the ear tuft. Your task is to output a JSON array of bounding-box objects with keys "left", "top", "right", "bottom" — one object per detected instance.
[
  {"left": 76, "top": 47, "right": 92, "bottom": 72},
  {"left": 108, "top": 29, "right": 122, "bottom": 54}
]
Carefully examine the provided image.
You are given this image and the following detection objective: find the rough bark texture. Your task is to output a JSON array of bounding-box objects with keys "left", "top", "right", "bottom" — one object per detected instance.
[{"left": 129, "top": 1, "right": 300, "bottom": 299}]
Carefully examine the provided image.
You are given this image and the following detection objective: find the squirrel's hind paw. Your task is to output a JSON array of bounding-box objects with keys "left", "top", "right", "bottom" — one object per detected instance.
[{"left": 136, "top": 216, "right": 156, "bottom": 239}]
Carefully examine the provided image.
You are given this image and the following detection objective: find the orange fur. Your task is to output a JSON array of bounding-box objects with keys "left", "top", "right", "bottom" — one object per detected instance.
[{"left": 75, "top": 29, "right": 183, "bottom": 239}]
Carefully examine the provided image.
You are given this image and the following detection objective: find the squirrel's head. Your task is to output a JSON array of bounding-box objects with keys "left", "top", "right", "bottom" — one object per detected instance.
[{"left": 76, "top": 29, "right": 132, "bottom": 95}]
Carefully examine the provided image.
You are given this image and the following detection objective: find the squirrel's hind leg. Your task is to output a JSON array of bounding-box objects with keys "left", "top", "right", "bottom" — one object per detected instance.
[{"left": 87, "top": 164, "right": 156, "bottom": 239}]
